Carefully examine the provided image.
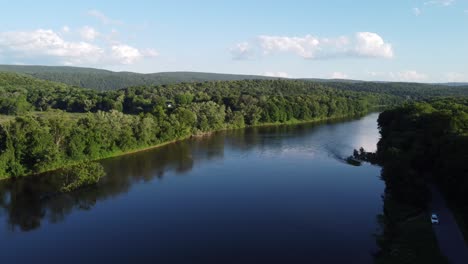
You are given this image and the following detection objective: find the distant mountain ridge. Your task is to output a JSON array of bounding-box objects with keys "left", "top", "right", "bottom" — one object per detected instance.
[
  {"left": 437, "top": 82, "right": 468, "bottom": 87},
  {"left": 0, "top": 65, "right": 467, "bottom": 91},
  {"left": 0, "top": 65, "right": 276, "bottom": 91}
]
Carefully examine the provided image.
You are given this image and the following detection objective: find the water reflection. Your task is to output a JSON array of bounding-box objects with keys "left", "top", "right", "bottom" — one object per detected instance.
[
  {"left": 0, "top": 114, "right": 380, "bottom": 233},
  {"left": 0, "top": 138, "right": 223, "bottom": 232}
]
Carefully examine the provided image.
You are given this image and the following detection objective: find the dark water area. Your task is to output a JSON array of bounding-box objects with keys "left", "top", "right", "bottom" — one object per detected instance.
[{"left": 0, "top": 113, "right": 384, "bottom": 264}]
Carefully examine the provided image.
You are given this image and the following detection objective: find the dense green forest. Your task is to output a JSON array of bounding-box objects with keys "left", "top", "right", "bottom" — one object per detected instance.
[
  {"left": 367, "top": 98, "right": 468, "bottom": 263},
  {"left": 0, "top": 72, "right": 395, "bottom": 116},
  {"left": 1, "top": 70, "right": 467, "bottom": 184},
  {"left": 1, "top": 65, "right": 468, "bottom": 94},
  {"left": 376, "top": 98, "right": 467, "bottom": 207},
  {"left": 0, "top": 65, "right": 275, "bottom": 91},
  {"left": 327, "top": 82, "right": 468, "bottom": 100},
  {"left": 0, "top": 72, "right": 398, "bottom": 179}
]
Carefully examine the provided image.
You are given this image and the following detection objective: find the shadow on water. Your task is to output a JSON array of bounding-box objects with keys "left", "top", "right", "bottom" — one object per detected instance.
[
  {"left": 0, "top": 114, "right": 377, "bottom": 232},
  {"left": 0, "top": 137, "right": 225, "bottom": 232}
]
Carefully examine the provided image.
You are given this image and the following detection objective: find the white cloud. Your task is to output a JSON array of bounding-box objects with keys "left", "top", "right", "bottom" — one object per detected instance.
[
  {"left": 262, "top": 72, "right": 291, "bottom": 78},
  {"left": 424, "top": 0, "right": 455, "bottom": 6},
  {"left": 0, "top": 29, "right": 157, "bottom": 66},
  {"left": 354, "top": 32, "right": 394, "bottom": 58},
  {"left": 368, "top": 70, "right": 428, "bottom": 82},
  {"left": 0, "top": 29, "right": 103, "bottom": 65},
  {"left": 230, "top": 42, "right": 253, "bottom": 60},
  {"left": 111, "top": 44, "right": 143, "bottom": 64},
  {"left": 142, "top": 48, "right": 159, "bottom": 57},
  {"left": 102, "top": 29, "right": 121, "bottom": 45},
  {"left": 367, "top": 71, "right": 379, "bottom": 77},
  {"left": 258, "top": 35, "right": 321, "bottom": 58},
  {"left": 445, "top": 72, "right": 467, "bottom": 82},
  {"left": 79, "top": 26, "right": 100, "bottom": 41},
  {"left": 331, "top": 72, "right": 349, "bottom": 79},
  {"left": 232, "top": 32, "right": 393, "bottom": 60},
  {"left": 391, "top": 71, "right": 428, "bottom": 82},
  {"left": 62, "top": 26, "right": 70, "bottom": 33},
  {"left": 413, "top": 7, "right": 422, "bottom": 16},
  {"left": 87, "top": 9, "right": 123, "bottom": 25}
]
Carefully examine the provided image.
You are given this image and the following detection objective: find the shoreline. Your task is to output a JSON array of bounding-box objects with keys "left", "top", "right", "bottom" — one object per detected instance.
[{"left": 0, "top": 112, "right": 374, "bottom": 182}]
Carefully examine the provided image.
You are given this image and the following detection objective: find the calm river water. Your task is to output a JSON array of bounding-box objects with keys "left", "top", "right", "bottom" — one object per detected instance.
[{"left": 0, "top": 113, "right": 384, "bottom": 264}]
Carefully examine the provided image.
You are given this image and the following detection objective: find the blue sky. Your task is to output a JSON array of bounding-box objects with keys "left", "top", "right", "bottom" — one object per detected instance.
[{"left": 0, "top": 0, "right": 467, "bottom": 82}]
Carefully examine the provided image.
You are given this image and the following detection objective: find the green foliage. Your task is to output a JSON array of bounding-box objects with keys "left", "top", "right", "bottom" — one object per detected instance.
[
  {"left": 373, "top": 98, "right": 468, "bottom": 258},
  {"left": 1, "top": 71, "right": 465, "bottom": 179},
  {"left": 59, "top": 162, "right": 106, "bottom": 192},
  {"left": 0, "top": 74, "right": 390, "bottom": 178},
  {"left": 327, "top": 81, "right": 468, "bottom": 100},
  {"left": 0, "top": 95, "right": 32, "bottom": 115},
  {"left": 1, "top": 65, "right": 468, "bottom": 97},
  {"left": 376, "top": 98, "right": 468, "bottom": 207},
  {"left": 0, "top": 65, "right": 275, "bottom": 91},
  {"left": 175, "top": 92, "right": 195, "bottom": 105}
]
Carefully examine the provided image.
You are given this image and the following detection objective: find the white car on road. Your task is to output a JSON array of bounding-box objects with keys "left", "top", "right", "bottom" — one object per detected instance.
[{"left": 431, "top": 213, "right": 439, "bottom": 224}]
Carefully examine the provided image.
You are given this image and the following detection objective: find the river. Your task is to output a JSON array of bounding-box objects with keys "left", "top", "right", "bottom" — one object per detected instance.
[{"left": 0, "top": 113, "right": 384, "bottom": 264}]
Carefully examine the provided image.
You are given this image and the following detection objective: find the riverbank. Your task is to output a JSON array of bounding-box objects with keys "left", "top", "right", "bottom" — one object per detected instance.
[
  {"left": 0, "top": 112, "right": 371, "bottom": 182},
  {"left": 84, "top": 113, "right": 370, "bottom": 159},
  {"left": 0, "top": 138, "right": 188, "bottom": 182}
]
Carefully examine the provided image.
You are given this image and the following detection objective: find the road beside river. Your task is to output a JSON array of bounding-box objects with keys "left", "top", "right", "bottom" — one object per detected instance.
[{"left": 430, "top": 185, "right": 468, "bottom": 264}]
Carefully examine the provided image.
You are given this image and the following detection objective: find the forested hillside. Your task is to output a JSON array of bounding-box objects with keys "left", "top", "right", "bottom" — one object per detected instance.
[
  {"left": 1, "top": 71, "right": 467, "bottom": 180},
  {"left": 0, "top": 65, "right": 275, "bottom": 91},
  {"left": 327, "top": 82, "right": 468, "bottom": 99},
  {"left": 0, "top": 72, "right": 397, "bottom": 179},
  {"left": 1, "top": 65, "right": 468, "bottom": 95},
  {"left": 0, "top": 72, "right": 397, "bottom": 116}
]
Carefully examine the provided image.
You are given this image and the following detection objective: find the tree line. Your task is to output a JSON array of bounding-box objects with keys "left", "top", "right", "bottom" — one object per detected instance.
[
  {"left": 376, "top": 98, "right": 467, "bottom": 208},
  {"left": 367, "top": 98, "right": 468, "bottom": 263},
  {"left": 0, "top": 72, "right": 398, "bottom": 179}
]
